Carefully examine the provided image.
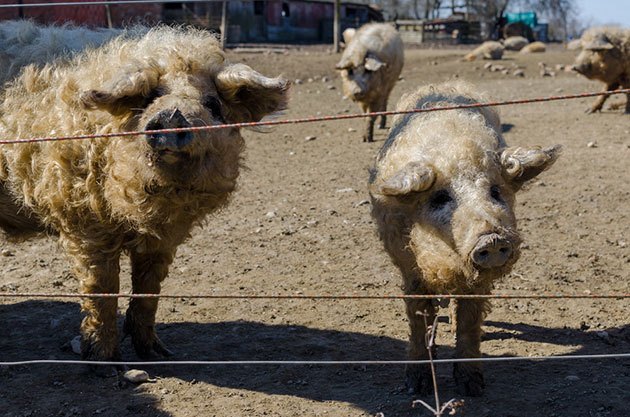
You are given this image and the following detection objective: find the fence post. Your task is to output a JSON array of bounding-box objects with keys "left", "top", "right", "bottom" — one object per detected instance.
[
  {"left": 334, "top": 0, "right": 341, "bottom": 53},
  {"left": 220, "top": 1, "right": 228, "bottom": 50}
]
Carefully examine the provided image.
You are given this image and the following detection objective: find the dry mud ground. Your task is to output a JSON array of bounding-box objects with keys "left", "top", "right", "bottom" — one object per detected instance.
[{"left": 0, "top": 45, "right": 629, "bottom": 417}]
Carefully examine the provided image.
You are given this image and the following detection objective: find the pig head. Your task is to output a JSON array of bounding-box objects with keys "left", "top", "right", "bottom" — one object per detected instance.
[{"left": 370, "top": 131, "right": 560, "bottom": 293}]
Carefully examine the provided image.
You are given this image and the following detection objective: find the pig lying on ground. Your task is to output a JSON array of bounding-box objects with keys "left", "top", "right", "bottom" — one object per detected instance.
[
  {"left": 519, "top": 41, "right": 546, "bottom": 53},
  {"left": 463, "top": 41, "right": 504, "bottom": 61},
  {"left": 0, "top": 26, "right": 289, "bottom": 369},
  {"left": 571, "top": 27, "right": 630, "bottom": 113},
  {"left": 369, "top": 82, "right": 561, "bottom": 395},
  {"left": 0, "top": 20, "right": 128, "bottom": 85},
  {"left": 502, "top": 36, "right": 528, "bottom": 51},
  {"left": 336, "top": 23, "right": 404, "bottom": 142}
]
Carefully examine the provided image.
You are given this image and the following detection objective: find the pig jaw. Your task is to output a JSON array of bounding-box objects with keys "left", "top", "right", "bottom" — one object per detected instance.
[{"left": 409, "top": 227, "right": 521, "bottom": 293}]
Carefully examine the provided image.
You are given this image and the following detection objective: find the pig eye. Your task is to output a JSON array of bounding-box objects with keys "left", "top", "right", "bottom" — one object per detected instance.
[
  {"left": 490, "top": 185, "right": 503, "bottom": 203},
  {"left": 347, "top": 68, "right": 354, "bottom": 76},
  {"left": 142, "top": 89, "right": 163, "bottom": 108},
  {"left": 203, "top": 96, "right": 224, "bottom": 122},
  {"left": 429, "top": 190, "right": 453, "bottom": 210}
]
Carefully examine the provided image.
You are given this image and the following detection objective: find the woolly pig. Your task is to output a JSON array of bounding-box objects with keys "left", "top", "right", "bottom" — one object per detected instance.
[
  {"left": 502, "top": 36, "right": 528, "bottom": 51},
  {"left": 0, "top": 26, "right": 288, "bottom": 368},
  {"left": 335, "top": 23, "right": 404, "bottom": 142},
  {"left": 571, "top": 27, "right": 630, "bottom": 113},
  {"left": 463, "top": 41, "right": 504, "bottom": 61},
  {"left": 369, "top": 82, "right": 560, "bottom": 396},
  {"left": 519, "top": 41, "right": 546, "bottom": 54},
  {"left": 0, "top": 20, "right": 127, "bottom": 85}
]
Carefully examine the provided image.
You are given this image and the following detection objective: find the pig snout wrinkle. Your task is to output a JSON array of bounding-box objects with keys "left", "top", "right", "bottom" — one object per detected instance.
[{"left": 471, "top": 233, "right": 513, "bottom": 269}]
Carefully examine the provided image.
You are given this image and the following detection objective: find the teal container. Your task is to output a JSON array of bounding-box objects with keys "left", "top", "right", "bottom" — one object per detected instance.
[{"left": 505, "top": 12, "right": 537, "bottom": 28}]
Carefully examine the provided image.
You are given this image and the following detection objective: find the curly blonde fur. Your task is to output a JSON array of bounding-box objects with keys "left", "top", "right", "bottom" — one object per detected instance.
[
  {"left": 369, "top": 81, "right": 560, "bottom": 396},
  {"left": 0, "top": 25, "right": 289, "bottom": 363},
  {"left": 0, "top": 20, "right": 131, "bottom": 86}
]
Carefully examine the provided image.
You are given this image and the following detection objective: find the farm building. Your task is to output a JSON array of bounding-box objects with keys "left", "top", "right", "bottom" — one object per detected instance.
[
  {"left": 0, "top": 0, "right": 161, "bottom": 27},
  {"left": 0, "top": 0, "right": 383, "bottom": 44}
]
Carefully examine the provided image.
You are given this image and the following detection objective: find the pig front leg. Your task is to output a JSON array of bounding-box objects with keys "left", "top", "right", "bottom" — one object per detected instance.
[
  {"left": 123, "top": 249, "right": 175, "bottom": 359},
  {"left": 404, "top": 298, "right": 436, "bottom": 394},
  {"left": 625, "top": 90, "right": 630, "bottom": 114},
  {"left": 587, "top": 82, "right": 619, "bottom": 113},
  {"left": 378, "top": 97, "right": 388, "bottom": 130},
  {"left": 363, "top": 113, "right": 376, "bottom": 142},
  {"left": 67, "top": 236, "right": 123, "bottom": 372},
  {"left": 453, "top": 298, "right": 489, "bottom": 396}
]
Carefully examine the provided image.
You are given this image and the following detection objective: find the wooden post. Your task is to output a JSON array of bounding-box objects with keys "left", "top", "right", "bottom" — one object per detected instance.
[
  {"left": 220, "top": 1, "right": 228, "bottom": 50},
  {"left": 105, "top": 4, "right": 113, "bottom": 28},
  {"left": 333, "top": 0, "right": 341, "bottom": 53}
]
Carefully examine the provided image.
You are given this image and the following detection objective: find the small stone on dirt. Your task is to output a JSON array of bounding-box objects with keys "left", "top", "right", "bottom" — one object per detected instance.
[
  {"left": 586, "top": 141, "right": 597, "bottom": 148},
  {"left": 123, "top": 369, "right": 154, "bottom": 384},
  {"left": 70, "top": 335, "right": 81, "bottom": 355},
  {"left": 305, "top": 136, "right": 317, "bottom": 141}
]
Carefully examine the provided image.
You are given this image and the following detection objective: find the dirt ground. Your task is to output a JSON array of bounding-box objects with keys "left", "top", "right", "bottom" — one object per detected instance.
[{"left": 1, "top": 43, "right": 629, "bottom": 417}]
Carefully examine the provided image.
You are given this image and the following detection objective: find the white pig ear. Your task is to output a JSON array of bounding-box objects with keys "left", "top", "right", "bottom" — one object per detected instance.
[
  {"left": 370, "top": 162, "right": 435, "bottom": 197},
  {"left": 583, "top": 37, "right": 614, "bottom": 50},
  {"left": 335, "top": 56, "right": 352, "bottom": 70},
  {"left": 501, "top": 145, "right": 562, "bottom": 187},
  {"left": 215, "top": 63, "right": 290, "bottom": 123},
  {"left": 364, "top": 55, "right": 385, "bottom": 72}
]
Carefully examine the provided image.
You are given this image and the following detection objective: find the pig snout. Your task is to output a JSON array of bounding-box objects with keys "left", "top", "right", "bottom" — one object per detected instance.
[
  {"left": 571, "top": 64, "right": 585, "bottom": 74},
  {"left": 470, "top": 233, "right": 513, "bottom": 269},
  {"left": 145, "top": 108, "right": 193, "bottom": 151}
]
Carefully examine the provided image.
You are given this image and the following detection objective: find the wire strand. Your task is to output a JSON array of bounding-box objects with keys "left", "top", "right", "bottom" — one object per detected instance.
[
  {"left": 0, "top": 0, "right": 231, "bottom": 8},
  {"left": 3, "top": 353, "right": 630, "bottom": 367},
  {"left": 0, "top": 292, "right": 627, "bottom": 300},
  {"left": 1, "top": 89, "right": 627, "bottom": 145}
]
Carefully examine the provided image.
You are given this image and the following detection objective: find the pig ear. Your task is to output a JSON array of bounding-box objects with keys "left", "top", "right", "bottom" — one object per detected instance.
[
  {"left": 364, "top": 55, "right": 385, "bottom": 72},
  {"left": 583, "top": 37, "right": 614, "bottom": 50},
  {"left": 215, "top": 63, "right": 290, "bottom": 123},
  {"left": 370, "top": 162, "right": 435, "bottom": 197},
  {"left": 335, "top": 56, "right": 352, "bottom": 70},
  {"left": 500, "top": 145, "right": 562, "bottom": 187},
  {"left": 79, "top": 65, "right": 160, "bottom": 115}
]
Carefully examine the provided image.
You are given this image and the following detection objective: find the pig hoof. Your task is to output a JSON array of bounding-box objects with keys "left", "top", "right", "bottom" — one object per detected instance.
[
  {"left": 81, "top": 340, "right": 126, "bottom": 377},
  {"left": 90, "top": 364, "right": 128, "bottom": 378},
  {"left": 454, "top": 365, "right": 485, "bottom": 397},
  {"left": 405, "top": 364, "right": 433, "bottom": 395},
  {"left": 132, "top": 334, "right": 174, "bottom": 360}
]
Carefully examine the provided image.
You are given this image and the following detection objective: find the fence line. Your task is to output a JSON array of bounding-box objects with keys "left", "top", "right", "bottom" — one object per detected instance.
[
  {"left": 3, "top": 353, "right": 630, "bottom": 367},
  {"left": 1, "top": 89, "right": 628, "bottom": 145},
  {"left": 0, "top": 0, "right": 231, "bottom": 8},
  {"left": 1, "top": 292, "right": 628, "bottom": 300}
]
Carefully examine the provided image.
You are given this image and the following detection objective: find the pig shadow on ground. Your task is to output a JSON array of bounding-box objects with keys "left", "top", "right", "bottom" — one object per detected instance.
[{"left": 1, "top": 300, "right": 628, "bottom": 417}]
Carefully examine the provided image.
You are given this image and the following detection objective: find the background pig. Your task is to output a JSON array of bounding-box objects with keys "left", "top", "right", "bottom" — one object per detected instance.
[
  {"left": 369, "top": 82, "right": 560, "bottom": 396},
  {"left": 502, "top": 36, "right": 528, "bottom": 51},
  {"left": 0, "top": 26, "right": 288, "bottom": 369},
  {"left": 462, "top": 41, "right": 504, "bottom": 61},
  {"left": 335, "top": 23, "right": 404, "bottom": 142},
  {"left": 0, "top": 20, "right": 129, "bottom": 86},
  {"left": 571, "top": 27, "right": 630, "bottom": 113}
]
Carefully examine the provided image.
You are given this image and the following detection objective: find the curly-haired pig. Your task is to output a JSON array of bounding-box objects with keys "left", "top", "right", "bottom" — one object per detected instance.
[{"left": 369, "top": 82, "right": 561, "bottom": 396}]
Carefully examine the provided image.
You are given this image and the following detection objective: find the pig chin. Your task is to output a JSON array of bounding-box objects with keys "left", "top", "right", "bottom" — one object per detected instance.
[{"left": 413, "top": 240, "right": 521, "bottom": 293}]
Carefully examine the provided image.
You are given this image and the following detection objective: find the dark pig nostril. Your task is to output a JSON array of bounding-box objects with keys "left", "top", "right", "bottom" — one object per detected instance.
[
  {"left": 471, "top": 234, "right": 513, "bottom": 269},
  {"left": 145, "top": 108, "right": 193, "bottom": 151}
]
